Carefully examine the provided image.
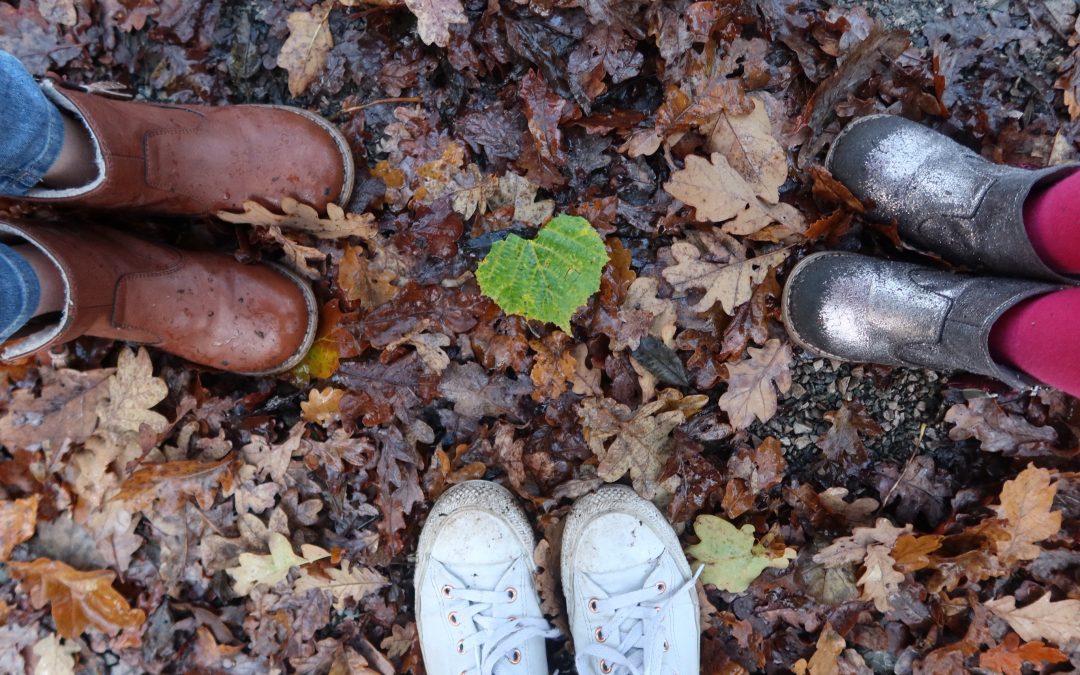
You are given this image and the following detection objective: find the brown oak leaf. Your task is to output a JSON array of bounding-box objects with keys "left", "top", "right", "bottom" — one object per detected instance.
[
  {"left": 991, "top": 464, "right": 1062, "bottom": 567},
  {"left": 985, "top": 594, "right": 1080, "bottom": 645},
  {"left": 276, "top": 2, "right": 334, "bottom": 97},
  {"left": 663, "top": 240, "right": 790, "bottom": 315},
  {"left": 579, "top": 389, "right": 707, "bottom": 500},
  {"left": 944, "top": 398, "right": 1057, "bottom": 455},
  {"left": 717, "top": 339, "right": 793, "bottom": 429},
  {"left": 0, "top": 494, "right": 39, "bottom": 561},
  {"left": 8, "top": 559, "right": 145, "bottom": 639}
]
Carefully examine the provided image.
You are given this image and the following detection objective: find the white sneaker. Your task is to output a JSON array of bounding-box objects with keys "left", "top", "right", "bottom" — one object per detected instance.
[
  {"left": 562, "top": 485, "right": 701, "bottom": 675},
  {"left": 415, "top": 480, "right": 559, "bottom": 675}
]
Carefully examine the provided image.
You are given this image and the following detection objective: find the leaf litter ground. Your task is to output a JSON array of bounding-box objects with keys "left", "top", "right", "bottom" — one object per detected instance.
[{"left": 2, "top": 0, "right": 1080, "bottom": 673}]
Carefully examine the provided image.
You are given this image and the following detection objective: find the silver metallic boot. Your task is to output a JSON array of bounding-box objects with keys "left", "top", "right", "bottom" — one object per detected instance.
[
  {"left": 826, "top": 115, "right": 1078, "bottom": 283},
  {"left": 782, "top": 252, "right": 1062, "bottom": 389}
]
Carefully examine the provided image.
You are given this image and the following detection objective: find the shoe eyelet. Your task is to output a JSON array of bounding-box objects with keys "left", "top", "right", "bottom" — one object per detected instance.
[
  {"left": 663, "top": 639, "right": 670, "bottom": 652},
  {"left": 506, "top": 587, "right": 518, "bottom": 602},
  {"left": 448, "top": 611, "right": 460, "bottom": 626},
  {"left": 442, "top": 585, "right": 454, "bottom": 598},
  {"left": 656, "top": 581, "right": 667, "bottom": 593},
  {"left": 507, "top": 649, "right": 522, "bottom": 664},
  {"left": 588, "top": 597, "right": 600, "bottom": 613},
  {"left": 594, "top": 627, "right": 606, "bottom": 643},
  {"left": 456, "top": 639, "right": 465, "bottom": 654},
  {"left": 600, "top": 659, "right": 613, "bottom": 674}
]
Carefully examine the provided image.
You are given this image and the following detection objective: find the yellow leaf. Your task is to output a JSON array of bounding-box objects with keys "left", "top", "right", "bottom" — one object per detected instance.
[
  {"left": 301, "top": 387, "right": 345, "bottom": 425},
  {"left": 226, "top": 532, "right": 329, "bottom": 596},
  {"left": 686, "top": 514, "right": 796, "bottom": 593}
]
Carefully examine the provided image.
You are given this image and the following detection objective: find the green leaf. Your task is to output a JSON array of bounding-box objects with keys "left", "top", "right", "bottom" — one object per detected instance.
[
  {"left": 476, "top": 214, "right": 608, "bottom": 332},
  {"left": 686, "top": 514, "right": 796, "bottom": 593}
]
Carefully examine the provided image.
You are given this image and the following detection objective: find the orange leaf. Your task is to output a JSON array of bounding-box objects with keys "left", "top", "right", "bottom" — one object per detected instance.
[
  {"left": 979, "top": 633, "right": 1068, "bottom": 675},
  {"left": 301, "top": 387, "right": 345, "bottom": 425},
  {"left": 0, "top": 494, "right": 39, "bottom": 560},
  {"left": 8, "top": 558, "right": 145, "bottom": 639},
  {"left": 111, "top": 458, "right": 233, "bottom": 515},
  {"left": 892, "top": 534, "right": 942, "bottom": 573}
]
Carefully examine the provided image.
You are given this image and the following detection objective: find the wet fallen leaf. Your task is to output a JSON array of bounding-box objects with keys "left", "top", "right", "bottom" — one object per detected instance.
[
  {"left": 978, "top": 633, "right": 1068, "bottom": 675},
  {"left": 945, "top": 398, "right": 1057, "bottom": 454},
  {"left": 663, "top": 242, "right": 790, "bottom": 315},
  {"left": 8, "top": 559, "right": 145, "bottom": 639},
  {"left": 404, "top": 0, "right": 467, "bottom": 48},
  {"left": 476, "top": 214, "right": 608, "bottom": 332},
  {"left": 686, "top": 514, "right": 796, "bottom": 593},
  {"left": 0, "top": 494, "right": 39, "bottom": 561},
  {"left": 301, "top": 387, "right": 346, "bottom": 426},
  {"left": 991, "top": 464, "right": 1062, "bottom": 567},
  {"left": 580, "top": 389, "right": 707, "bottom": 500},
  {"left": 792, "top": 623, "right": 845, "bottom": 675}
]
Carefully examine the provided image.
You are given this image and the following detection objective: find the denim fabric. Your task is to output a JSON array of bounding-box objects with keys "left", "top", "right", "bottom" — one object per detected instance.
[
  {"left": 0, "top": 243, "right": 40, "bottom": 342},
  {"left": 0, "top": 50, "right": 65, "bottom": 196}
]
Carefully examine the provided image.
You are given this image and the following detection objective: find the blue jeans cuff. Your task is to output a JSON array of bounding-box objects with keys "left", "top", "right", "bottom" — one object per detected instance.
[
  {"left": 0, "top": 243, "right": 41, "bottom": 342},
  {"left": 0, "top": 50, "right": 67, "bottom": 196}
]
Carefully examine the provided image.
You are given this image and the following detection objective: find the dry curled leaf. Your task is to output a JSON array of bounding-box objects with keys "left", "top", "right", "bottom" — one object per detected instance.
[
  {"left": 986, "top": 594, "right": 1080, "bottom": 646},
  {"left": 277, "top": 1, "right": 334, "bottom": 97},
  {"left": 663, "top": 242, "right": 790, "bottom": 315},
  {"left": 793, "top": 623, "right": 845, "bottom": 675},
  {"left": 717, "top": 339, "right": 793, "bottom": 429},
  {"left": 991, "top": 464, "right": 1062, "bottom": 567},
  {"left": 8, "top": 559, "right": 145, "bottom": 639},
  {"left": 218, "top": 198, "right": 377, "bottom": 241}
]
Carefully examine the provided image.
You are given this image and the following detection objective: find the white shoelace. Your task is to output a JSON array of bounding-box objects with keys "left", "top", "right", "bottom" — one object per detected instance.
[
  {"left": 574, "top": 567, "right": 703, "bottom": 675},
  {"left": 448, "top": 583, "right": 560, "bottom": 675}
]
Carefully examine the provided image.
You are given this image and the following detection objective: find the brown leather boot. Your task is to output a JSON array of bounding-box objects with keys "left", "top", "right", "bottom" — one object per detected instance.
[
  {"left": 22, "top": 81, "right": 354, "bottom": 216},
  {"left": 0, "top": 221, "right": 317, "bottom": 375}
]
